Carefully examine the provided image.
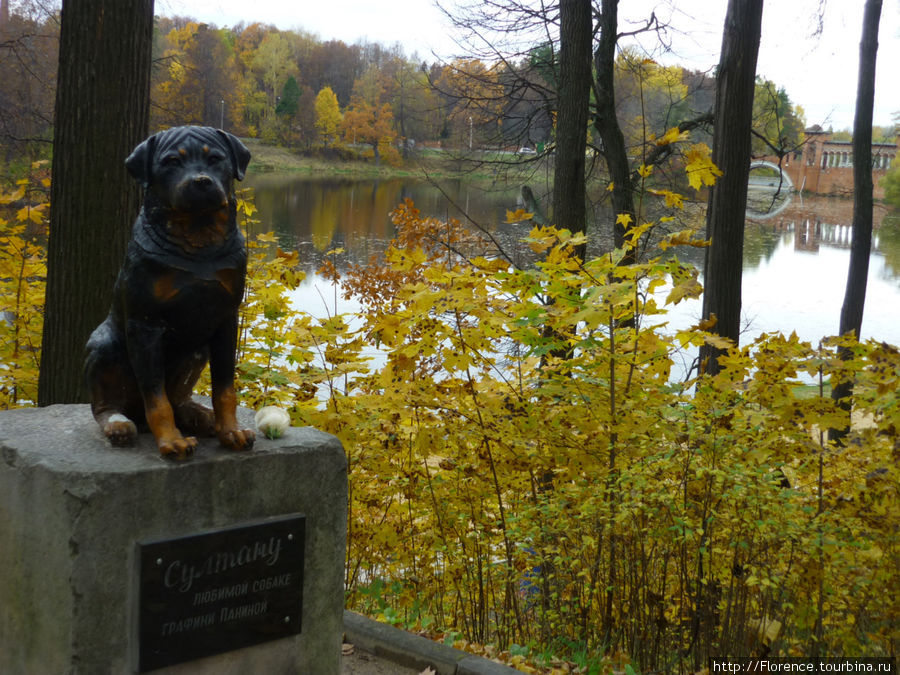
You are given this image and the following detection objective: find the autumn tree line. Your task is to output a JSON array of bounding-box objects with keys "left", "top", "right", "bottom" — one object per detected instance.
[{"left": 1, "top": 3, "right": 814, "bottom": 171}]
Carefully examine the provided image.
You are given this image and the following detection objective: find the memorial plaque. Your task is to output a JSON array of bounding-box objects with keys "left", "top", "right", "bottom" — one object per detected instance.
[{"left": 136, "top": 514, "right": 305, "bottom": 672}]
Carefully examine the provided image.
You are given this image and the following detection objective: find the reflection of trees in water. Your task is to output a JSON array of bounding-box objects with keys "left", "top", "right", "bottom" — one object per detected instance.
[
  {"left": 246, "top": 175, "right": 522, "bottom": 273},
  {"left": 746, "top": 187, "right": 793, "bottom": 221},
  {"left": 742, "top": 225, "right": 785, "bottom": 268},
  {"left": 245, "top": 175, "right": 900, "bottom": 289},
  {"left": 743, "top": 194, "right": 900, "bottom": 274},
  {"left": 876, "top": 212, "right": 900, "bottom": 281},
  {"left": 773, "top": 195, "right": 892, "bottom": 229}
]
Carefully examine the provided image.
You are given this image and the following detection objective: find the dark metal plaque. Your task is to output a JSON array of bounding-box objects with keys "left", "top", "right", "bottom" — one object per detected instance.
[{"left": 137, "top": 514, "right": 305, "bottom": 672}]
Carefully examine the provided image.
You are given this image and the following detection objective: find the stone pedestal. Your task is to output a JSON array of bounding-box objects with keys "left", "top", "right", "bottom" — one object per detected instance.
[{"left": 0, "top": 403, "right": 346, "bottom": 674}]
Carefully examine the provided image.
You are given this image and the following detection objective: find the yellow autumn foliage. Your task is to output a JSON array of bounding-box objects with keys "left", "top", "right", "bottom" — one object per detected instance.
[
  {"left": 0, "top": 164, "right": 48, "bottom": 409},
  {"left": 227, "top": 196, "right": 898, "bottom": 669},
  {"left": 2, "top": 173, "right": 897, "bottom": 673}
]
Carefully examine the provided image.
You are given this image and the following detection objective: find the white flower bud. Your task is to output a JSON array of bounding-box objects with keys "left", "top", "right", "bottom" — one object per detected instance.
[{"left": 255, "top": 406, "right": 291, "bottom": 439}]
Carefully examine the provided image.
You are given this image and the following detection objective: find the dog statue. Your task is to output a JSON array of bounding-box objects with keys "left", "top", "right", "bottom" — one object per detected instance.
[{"left": 85, "top": 126, "right": 255, "bottom": 460}]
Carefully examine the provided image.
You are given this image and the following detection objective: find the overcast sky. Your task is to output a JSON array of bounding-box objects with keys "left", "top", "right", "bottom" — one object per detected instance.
[{"left": 158, "top": 0, "right": 899, "bottom": 131}]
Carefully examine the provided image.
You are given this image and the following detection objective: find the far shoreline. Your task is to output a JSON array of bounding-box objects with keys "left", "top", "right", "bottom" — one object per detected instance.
[{"left": 241, "top": 138, "right": 546, "bottom": 184}]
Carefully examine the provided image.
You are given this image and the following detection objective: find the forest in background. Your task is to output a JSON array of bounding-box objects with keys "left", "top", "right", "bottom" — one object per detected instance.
[
  {"left": 0, "top": 1, "right": 830, "bottom": 171},
  {"left": 6, "top": 2, "right": 900, "bottom": 188}
]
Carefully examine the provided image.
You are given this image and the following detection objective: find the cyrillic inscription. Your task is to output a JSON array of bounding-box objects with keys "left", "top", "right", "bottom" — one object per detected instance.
[{"left": 137, "top": 514, "right": 305, "bottom": 672}]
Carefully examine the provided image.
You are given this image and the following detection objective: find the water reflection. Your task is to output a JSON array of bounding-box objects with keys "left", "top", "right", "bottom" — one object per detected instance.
[
  {"left": 877, "top": 214, "right": 900, "bottom": 279},
  {"left": 245, "top": 174, "right": 521, "bottom": 274},
  {"left": 692, "top": 194, "right": 899, "bottom": 347},
  {"left": 244, "top": 173, "right": 900, "bottom": 346},
  {"left": 746, "top": 182, "right": 794, "bottom": 221}
]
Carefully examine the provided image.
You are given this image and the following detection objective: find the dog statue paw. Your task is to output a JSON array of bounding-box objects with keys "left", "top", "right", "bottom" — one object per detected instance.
[
  {"left": 158, "top": 435, "right": 199, "bottom": 461},
  {"left": 217, "top": 427, "right": 256, "bottom": 451},
  {"left": 101, "top": 413, "right": 138, "bottom": 447}
]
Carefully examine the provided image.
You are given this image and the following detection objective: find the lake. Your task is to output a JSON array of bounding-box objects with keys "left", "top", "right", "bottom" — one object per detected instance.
[{"left": 245, "top": 173, "right": 900, "bottom": 350}]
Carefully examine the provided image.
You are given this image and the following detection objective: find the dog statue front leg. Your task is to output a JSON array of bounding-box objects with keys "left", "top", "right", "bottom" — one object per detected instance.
[
  {"left": 127, "top": 319, "right": 198, "bottom": 460},
  {"left": 212, "top": 383, "right": 255, "bottom": 450},
  {"left": 144, "top": 389, "right": 198, "bottom": 459},
  {"left": 209, "top": 316, "right": 255, "bottom": 451}
]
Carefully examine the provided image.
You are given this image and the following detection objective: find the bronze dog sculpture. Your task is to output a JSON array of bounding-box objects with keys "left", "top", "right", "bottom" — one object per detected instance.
[{"left": 85, "top": 126, "right": 255, "bottom": 459}]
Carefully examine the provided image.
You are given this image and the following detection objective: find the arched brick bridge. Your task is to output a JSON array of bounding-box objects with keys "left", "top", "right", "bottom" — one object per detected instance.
[{"left": 757, "top": 125, "right": 898, "bottom": 199}]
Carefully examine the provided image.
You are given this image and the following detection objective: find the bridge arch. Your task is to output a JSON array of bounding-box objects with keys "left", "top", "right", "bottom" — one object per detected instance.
[
  {"left": 746, "top": 160, "right": 794, "bottom": 220},
  {"left": 748, "top": 160, "right": 794, "bottom": 191}
]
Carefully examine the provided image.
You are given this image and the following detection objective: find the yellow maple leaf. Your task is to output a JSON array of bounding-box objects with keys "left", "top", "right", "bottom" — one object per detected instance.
[
  {"left": 684, "top": 143, "right": 722, "bottom": 190},
  {"left": 665, "top": 277, "right": 703, "bottom": 305},
  {"left": 647, "top": 188, "right": 684, "bottom": 209},
  {"left": 694, "top": 314, "right": 717, "bottom": 331},
  {"left": 703, "top": 333, "right": 734, "bottom": 349},
  {"left": 17, "top": 204, "right": 47, "bottom": 224},
  {"left": 505, "top": 208, "right": 533, "bottom": 224},
  {"left": 656, "top": 126, "right": 688, "bottom": 146},
  {"left": 237, "top": 197, "right": 257, "bottom": 217},
  {"left": 659, "top": 229, "right": 710, "bottom": 250},
  {"left": 385, "top": 245, "right": 427, "bottom": 272},
  {"left": 0, "top": 186, "right": 25, "bottom": 205},
  {"left": 526, "top": 226, "right": 559, "bottom": 253},
  {"left": 615, "top": 212, "right": 633, "bottom": 227},
  {"left": 624, "top": 220, "right": 654, "bottom": 245}
]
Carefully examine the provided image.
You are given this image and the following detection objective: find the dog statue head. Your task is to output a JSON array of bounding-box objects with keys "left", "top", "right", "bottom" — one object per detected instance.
[{"left": 125, "top": 126, "right": 251, "bottom": 213}]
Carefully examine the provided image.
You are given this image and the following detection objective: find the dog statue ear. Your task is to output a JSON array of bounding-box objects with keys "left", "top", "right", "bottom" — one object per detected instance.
[
  {"left": 215, "top": 129, "right": 251, "bottom": 181},
  {"left": 125, "top": 134, "right": 157, "bottom": 188}
]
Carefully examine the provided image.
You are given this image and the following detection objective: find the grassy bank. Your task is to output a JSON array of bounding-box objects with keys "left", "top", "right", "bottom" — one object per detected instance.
[
  {"left": 244, "top": 139, "right": 402, "bottom": 177},
  {"left": 242, "top": 138, "right": 543, "bottom": 183}
]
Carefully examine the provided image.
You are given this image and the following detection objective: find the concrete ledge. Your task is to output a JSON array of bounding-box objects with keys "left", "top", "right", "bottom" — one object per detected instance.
[
  {"left": 0, "top": 403, "right": 346, "bottom": 674},
  {"left": 343, "top": 611, "right": 523, "bottom": 674}
]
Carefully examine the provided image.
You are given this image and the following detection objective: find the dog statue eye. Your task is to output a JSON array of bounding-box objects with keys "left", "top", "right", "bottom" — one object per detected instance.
[
  {"left": 207, "top": 153, "right": 225, "bottom": 165},
  {"left": 161, "top": 155, "right": 182, "bottom": 167}
]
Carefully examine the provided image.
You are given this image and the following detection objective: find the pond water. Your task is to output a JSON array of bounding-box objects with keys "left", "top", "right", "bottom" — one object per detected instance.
[{"left": 245, "top": 173, "right": 900, "bottom": 350}]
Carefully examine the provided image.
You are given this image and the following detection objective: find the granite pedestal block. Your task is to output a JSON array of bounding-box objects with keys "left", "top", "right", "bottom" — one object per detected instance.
[{"left": 0, "top": 403, "right": 346, "bottom": 674}]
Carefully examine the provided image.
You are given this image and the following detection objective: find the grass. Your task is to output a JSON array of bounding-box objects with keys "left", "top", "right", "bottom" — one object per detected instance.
[
  {"left": 242, "top": 138, "right": 549, "bottom": 184},
  {"left": 792, "top": 382, "right": 832, "bottom": 399},
  {"left": 243, "top": 139, "right": 391, "bottom": 176}
]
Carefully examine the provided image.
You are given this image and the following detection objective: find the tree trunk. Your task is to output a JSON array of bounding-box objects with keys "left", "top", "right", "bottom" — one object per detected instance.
[
  {"left": 829, "top": 0, "right": 882, "bottom": 442},
  {"left": 552, "top": 0, "right": 592, "bottom": 260},
  {"left": 838, "top": 0, "right": 881, "bottom": 341},
  {"left": 38, "top": 0, "right": 154, "bottom": 404},
  {"left": 699, "top": 0, "right": 764, "bottom": 376},
  {"left": 593, "top": 0, "right": 636, "bottom": 263}
]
